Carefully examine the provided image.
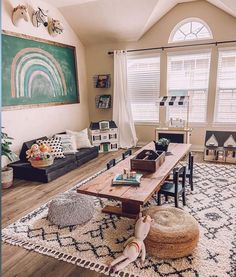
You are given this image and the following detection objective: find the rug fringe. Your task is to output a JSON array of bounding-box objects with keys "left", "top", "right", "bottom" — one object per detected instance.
[{"left": 2, "top": 234, "right": 139, "bottom": 277}]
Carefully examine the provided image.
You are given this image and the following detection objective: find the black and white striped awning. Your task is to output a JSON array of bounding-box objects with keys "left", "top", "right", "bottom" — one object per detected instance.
[{"left": 158, "top": 96, "right": 189, "bottom": 106}]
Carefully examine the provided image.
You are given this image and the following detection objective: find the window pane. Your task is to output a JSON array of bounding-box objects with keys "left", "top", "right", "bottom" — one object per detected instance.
[
  {"left": 127, "top": 55, "right": 160, "bottom": 122},
  {"left": 215, "top": 49, "right": 236, "bottom": 123},
  {"left": 167, "top": 52, "right": 211, "bottom": 123},
  {"left": 170, "top": 19, "right": 212, "bottom": 42}
]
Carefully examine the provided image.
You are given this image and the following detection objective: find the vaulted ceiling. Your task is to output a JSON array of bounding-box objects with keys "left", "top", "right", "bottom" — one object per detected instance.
[{"left": 44, "top": 0, "right": 236, "bottom": 45}]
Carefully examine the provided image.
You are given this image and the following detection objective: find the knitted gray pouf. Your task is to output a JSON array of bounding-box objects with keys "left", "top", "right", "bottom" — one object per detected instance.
[{"left": 48, "top": 192, "right": 95, "bottom": 227}]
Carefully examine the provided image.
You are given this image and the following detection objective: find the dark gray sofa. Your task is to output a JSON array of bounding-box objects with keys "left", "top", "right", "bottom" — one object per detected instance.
[{"left": 10, "top": 136, "right": 99, "bottom": 183}]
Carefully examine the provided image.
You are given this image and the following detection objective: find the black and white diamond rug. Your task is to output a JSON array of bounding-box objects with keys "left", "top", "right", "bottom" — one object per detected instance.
[{"left": 2, "top": 163, "right": 236, "bottom": 277}]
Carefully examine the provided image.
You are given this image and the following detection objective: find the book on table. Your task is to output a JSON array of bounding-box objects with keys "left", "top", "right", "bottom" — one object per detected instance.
[{"left": 112, "top": 173, "right": 143, "bottom": 187}]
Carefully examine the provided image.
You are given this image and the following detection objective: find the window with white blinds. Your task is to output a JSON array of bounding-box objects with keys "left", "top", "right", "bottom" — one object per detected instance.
[
  {"left": 167, "top": 51, "right": 211, "bottom": 123},
  {"left": 127, "top": 54, "right": 160, "bottom": 122},
  {"left": 214, "top": 49, "right": 236, "bottom": 123}
]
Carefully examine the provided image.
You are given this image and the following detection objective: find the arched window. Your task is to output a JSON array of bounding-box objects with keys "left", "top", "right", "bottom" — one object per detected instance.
[{"left": 169, "top": 18, "right": 213, "bottom": 43}]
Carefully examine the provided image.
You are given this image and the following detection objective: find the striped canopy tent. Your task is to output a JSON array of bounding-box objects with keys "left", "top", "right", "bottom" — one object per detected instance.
[
  {"left": 158, "top": 96, "right": 190, "bottom": 128},
  {"left": 158, "top": 96, "right": 189, "bottom": 106}
]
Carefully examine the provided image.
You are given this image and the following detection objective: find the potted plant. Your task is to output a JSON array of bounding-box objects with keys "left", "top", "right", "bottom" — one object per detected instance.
[
  {"left": 153, "top": 138, "right": 170, "bottom": 152},
  {"left": 1, "top": 129, "right": 17, "bottom": 188}
]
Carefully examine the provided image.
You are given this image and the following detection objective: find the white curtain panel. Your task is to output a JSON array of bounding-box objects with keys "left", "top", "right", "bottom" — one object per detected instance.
[{"left": 113, "top": 50, "right": 138, "bottom": 148}]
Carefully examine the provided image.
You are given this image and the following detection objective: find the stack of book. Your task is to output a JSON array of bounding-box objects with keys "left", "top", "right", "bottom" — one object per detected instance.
[{"left": 112, "top": 173, "right": 143, "bottom": 187}]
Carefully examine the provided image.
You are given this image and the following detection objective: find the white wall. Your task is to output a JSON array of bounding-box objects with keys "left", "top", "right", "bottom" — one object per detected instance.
[
  {"left": 2, "top": 0, "right": 90, "bottom": 153},
  {"left": 86, "top": 0, "right": 236, "bottom": 150}
]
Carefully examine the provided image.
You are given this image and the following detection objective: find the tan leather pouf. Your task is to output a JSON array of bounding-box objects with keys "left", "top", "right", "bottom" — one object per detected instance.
[{"left": 143, "top": 206, "right": 199, "bottom": 259}]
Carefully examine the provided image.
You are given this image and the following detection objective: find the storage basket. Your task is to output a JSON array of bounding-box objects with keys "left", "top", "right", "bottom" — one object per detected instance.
[{"left": 30, "top": 157, "right": 54, "bottom": 168}]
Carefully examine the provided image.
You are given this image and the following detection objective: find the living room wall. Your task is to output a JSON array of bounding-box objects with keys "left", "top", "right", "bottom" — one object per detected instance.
[
  {"left": 86, "top": 0, "right": 236, "bottom": 150},
  {"left": 2, "top": 0, "right": 89, "bottom": 153}
]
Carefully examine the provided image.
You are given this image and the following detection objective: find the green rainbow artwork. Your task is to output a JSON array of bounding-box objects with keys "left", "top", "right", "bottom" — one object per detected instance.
[{"left": 2, "top": 32, "right": 79, "bottom": 108}]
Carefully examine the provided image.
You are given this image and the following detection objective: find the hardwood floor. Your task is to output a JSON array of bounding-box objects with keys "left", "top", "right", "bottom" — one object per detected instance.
[{"left": 2, "top": 148, "right": 204, "bottom": 277}]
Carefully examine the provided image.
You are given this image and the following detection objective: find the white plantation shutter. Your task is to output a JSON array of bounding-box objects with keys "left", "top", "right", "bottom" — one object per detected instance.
[
  {"left": 127, "top": 54, "right": 160, "bottom": 122},
  {"left": 215, "top": 49, "right": 236, "bottom": 123},
  {"left": 167, "top": 51, "right": 211, "bottom": 122}
]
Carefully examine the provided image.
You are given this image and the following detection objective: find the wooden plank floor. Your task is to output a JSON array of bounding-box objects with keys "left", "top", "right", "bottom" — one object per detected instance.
[{"left": 2, "top": 148, "right": 204, "bottom": 277}]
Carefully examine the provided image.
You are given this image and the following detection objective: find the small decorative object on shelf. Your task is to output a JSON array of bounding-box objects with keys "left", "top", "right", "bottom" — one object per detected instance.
[
  {"left": 112, "top": 170, "right": 142, "bottom": 187},
  {"left": 153, "top": 138, "right": 170, "bottom": 152},
  {"left": 89, "top": 121, "right": 118, "bottom": 153},
  {"left": 131, "top": 150, "right": 165, "bottom": 172},
  {"left": 94, "top": 74, "right": 110, "bottom": 88},
  {"left": 26, "top": 143, "right": 54, "bottom": 168},
  {"left": 95, "top": 94, "right": 111, "bottom": 109}
]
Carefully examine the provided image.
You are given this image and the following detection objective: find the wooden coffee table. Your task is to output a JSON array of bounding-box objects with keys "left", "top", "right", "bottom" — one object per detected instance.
[{"left": 77, "top": 142, "right": 191, "bottom": 218}]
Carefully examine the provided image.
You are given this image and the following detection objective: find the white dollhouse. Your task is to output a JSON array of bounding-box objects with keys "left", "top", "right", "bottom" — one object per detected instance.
[{"left": 89, "top": 121, "right": 118, "bottom": 153}]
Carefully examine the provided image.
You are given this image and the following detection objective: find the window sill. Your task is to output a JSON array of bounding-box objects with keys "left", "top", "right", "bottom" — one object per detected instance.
[
  {"left": 134, "top": 121, "right": 208, "bottom": 127},
  {"left": 134, "top": 121, "right": 159, "bottom": 126},
  {"left": 212, "top": 122, "right": 236, "bottom": 129}
]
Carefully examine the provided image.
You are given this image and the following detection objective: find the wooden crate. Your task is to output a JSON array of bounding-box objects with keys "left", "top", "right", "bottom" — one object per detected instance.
[{"left": 131, "top": 150, "right": 165, "bottom": 172}]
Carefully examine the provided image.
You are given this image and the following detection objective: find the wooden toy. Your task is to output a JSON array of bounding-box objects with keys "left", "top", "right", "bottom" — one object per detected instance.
[{"left": 108, "top": 213, "right": 153, "bottom": 273}]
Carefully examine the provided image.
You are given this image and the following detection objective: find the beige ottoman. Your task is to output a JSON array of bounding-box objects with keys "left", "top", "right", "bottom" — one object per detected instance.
[{"left": 143, "top": 206, "right": 199, "bottom": 259}]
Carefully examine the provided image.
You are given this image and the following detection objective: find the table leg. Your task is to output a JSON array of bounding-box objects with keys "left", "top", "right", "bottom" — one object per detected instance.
[{"left": 102, "top": 201, "right": 141, "bottom": 219}]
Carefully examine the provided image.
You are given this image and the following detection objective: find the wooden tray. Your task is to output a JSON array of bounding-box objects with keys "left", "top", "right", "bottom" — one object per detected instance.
[{"left": 130, "top": 150, "right": 165, "bottom": 172}]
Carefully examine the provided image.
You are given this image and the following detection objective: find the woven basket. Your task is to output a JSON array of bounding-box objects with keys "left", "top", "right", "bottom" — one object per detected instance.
[{"left": 30, "top": 157, "right": 54, "bottom": 168}]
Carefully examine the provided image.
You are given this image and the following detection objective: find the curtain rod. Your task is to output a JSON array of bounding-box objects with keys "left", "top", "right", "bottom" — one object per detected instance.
[{"left": 107, "top": 40, "right": 236, "bottom": 55}]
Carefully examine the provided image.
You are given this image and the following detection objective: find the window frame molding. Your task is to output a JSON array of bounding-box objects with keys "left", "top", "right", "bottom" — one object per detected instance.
[{"left": 168, "top": 17, "right": 213, "bottom": 44}]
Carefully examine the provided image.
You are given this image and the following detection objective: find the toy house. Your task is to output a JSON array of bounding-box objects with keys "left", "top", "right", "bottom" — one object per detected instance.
[
  {"left": 89, "top": 121, "right": 118, "bottom": 153},
  {"left": 204, "top": 131, "right": 236, "bottom": 164}
]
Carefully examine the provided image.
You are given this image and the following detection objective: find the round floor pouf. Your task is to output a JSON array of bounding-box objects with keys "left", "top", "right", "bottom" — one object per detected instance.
[
  {"left": 48, "top": 192, "right": 95, "bottom": 227},
  {"left": 143, "top": 206, "right": 199, "bottom": 259}
]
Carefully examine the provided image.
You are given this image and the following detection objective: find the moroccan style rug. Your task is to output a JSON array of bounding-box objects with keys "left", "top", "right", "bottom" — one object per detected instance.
[{"left": 2, "top": 163, "right": 236, "bottom": 277}]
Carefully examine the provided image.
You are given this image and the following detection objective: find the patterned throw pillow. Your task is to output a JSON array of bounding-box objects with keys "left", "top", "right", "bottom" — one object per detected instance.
[
  {"left": 54, "top": 134, "right": 77, "bottom": 154},
  {"left": 37, "top": 138, "right": 65, "bottom": 158}
]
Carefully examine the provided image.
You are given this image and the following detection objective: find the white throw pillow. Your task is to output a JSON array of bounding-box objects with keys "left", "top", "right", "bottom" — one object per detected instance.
[
  {"left": 66, "top": 128, "right": 92, "bottom": 149},
  {"left": 54, "top": 134, "right": 77, "bottom": 154}
]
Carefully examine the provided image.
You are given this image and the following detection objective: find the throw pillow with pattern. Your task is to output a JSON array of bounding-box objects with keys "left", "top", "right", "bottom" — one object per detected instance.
[
  {"left": 54, "top": 134, "right": 77, "bottom": 154},
  {"left": 37, "top": 138, "right": 65, "bottom": 158}
]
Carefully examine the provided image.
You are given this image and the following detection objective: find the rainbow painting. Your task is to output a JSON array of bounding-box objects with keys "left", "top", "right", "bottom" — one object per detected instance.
[{"left": 2, "top": 32, "right": 79, "bottom": 108}]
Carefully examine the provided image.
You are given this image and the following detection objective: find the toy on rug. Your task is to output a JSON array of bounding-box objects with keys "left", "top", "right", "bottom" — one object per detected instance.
[
  {"left": 12, "top": 5, "right": 30, "bottom": 26},
  {"left": 108, "top": 213, "right": 153, "bottom": 273}
]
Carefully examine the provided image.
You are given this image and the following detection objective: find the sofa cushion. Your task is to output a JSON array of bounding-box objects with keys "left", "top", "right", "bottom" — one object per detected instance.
[
  {"left": 19, "top": 136, "right": 48, "bottom": 162},
  {"left": 11, "top": 155, "right": 76, "bottom": 174},
  {"left": 75, "top": 146, "right": 99, "bottom": 161},
  {"left": 10, "top": 160, "right": 77, "bottom": 183},
  {"left": 77, "top": 149, "right": 99, "bottom": 167}
]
